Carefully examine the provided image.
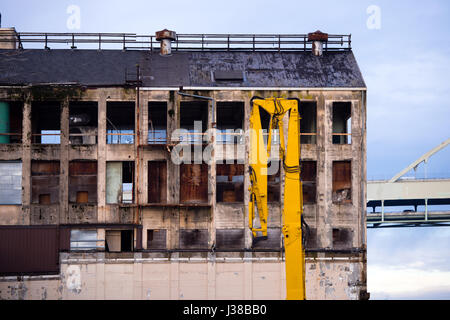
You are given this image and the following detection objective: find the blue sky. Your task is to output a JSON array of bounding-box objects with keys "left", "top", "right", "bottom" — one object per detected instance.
[{"left": 1, "top": 0, "right": 450, "bottom": 299}]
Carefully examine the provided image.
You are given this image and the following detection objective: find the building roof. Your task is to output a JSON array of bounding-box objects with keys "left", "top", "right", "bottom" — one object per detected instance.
[{"left": 0, "top": 49, "right": 366, "bottom": 88}]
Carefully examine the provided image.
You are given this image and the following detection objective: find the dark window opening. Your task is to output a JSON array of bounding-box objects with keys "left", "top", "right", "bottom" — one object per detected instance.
[
  {"left": 147, "top": 229, "right": 167, "bottom": 249},
  {"left": 69, "top": 102, "right": 98, "bottom": 145},
  {"left": 216, "top": 229, "right": 245, "bottom": 250},
  {"left": 304, "top": 227, "right": 318, "bottom": 250},
  {"left": 148, "top": 102, "right": 167, "bottom": 144},
  {"left": 301, "top": 161, "right": 316, "bottom": 204},
  {"left": 214, "top": 70, "right": 244, "bottom": 82},
  {"left": 180, "top": 163, "right": 208, "bottom": 203},
  {"left": 179, "top": 101, "right": 208, "bottom": 143},
  {"left": 332, "top": 102, "right": 351, "bottom": 144},
  {"left": 69, "top": 161, "right": 97, "bottom": 204},
  {"left": 332, "top": 161, "right": 352, "bottom": 204},
  {"left": 31, "top": 102, "right": 61, "bottom": 144},
  {"left": 268, "top": 160, "right": 280, "bottom": 202},
  {"left": 300, "top": 102, "right": 317, "bottom": 144},
  {"left": 217, "top": 102, "right": 244, "bottom": 144},
  {"left": 148, "top": 160, "right": 167, "bottom": 203},
  {"left": 179, "top": 229, "right": 208, "bottom": 249},
  {"left": 332, "top": 228, "right": 353, "bottom": 249},
  {"left": 105, "top": 230, "right": 133, "bottom": 252},
  {"left": 106, "top": 161, "right": 134, "bottom": 204},
  {"left": 31, "top": 161, "right": 60, "bottom": 204},
  {"left": 106, "top": 102, "right": 135, "bottom": 144},
  {"left": 216, "top": 163, "right": 244, "bottom": 203},
  {"left": 0, "top": 101, "right": 22, "bottom": 144},
  {"left": 252, "top": 228, "right": 281, "bottom": 249}
]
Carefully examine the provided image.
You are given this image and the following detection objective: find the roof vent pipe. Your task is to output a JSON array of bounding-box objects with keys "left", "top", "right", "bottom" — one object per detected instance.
[
  {"left": 308, "top": 30, "right": 328, "bottom": 56},
  {"left": 155, "top": 29, "right": 176, "bottom": 56}
]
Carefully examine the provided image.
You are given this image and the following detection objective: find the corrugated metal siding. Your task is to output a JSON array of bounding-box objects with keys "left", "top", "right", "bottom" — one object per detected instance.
[
  {"left": 0, "top": 161, "right": 22, "bottom": 204},
  {"left": 0, "top": 226, "right": 61, "bottom": 275}
]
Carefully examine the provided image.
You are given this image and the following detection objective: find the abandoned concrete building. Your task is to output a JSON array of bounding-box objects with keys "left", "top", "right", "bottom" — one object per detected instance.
[{"left": 0, "top": 27, "right": 368, "bottom": 300}]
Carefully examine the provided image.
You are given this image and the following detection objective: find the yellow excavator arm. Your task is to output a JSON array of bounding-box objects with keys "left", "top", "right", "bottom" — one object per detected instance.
[{"left": 248, "top": 97, "right": 306, "bottom": 300}]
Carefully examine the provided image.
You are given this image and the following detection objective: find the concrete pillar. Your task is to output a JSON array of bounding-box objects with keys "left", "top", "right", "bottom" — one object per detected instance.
[
  {"left": 21, "top": 96, "right": 31, "bottom": 225},
  {"left": 169, "top": 252, "right": 180, "bottom": 299},
  {"left": 97, "top": 93, "right": 107, "bottom": 222},
  {"left": 60, "top": 99, "right": 69, "bottom": 224}
]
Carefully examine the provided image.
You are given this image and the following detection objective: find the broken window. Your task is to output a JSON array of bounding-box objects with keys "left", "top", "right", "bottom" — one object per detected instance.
[
  {"left": 267, "top": 160, "right": 280, "bottom": 202},
  {"left": 148, "top": 102, "right": 167, "bottom": 144},
  {"left": 216, "top": 102, "right": 244, "bottom": 144},
  {"left": 180, "top": 163, "right": 208, "bottom": 203},
  {"left": 147, "top": 229, "right": 167, "bottom": 249},
  {"left": 179, "top": 229, "right": 208, "bottom": 249},
  {"left": 332, "top": 161, "right": 352, "bottom": 204},
  {"left": 332, "top": 102, "right": 352, "bottom": 144},
  {"left": 70, "top": 229, "right": 99, "bottom": 251},
  {"left": 106, "top": 161, "right": 134, "bottom": 204},
  {"left": 216, "top": 163, "right": 244, "bottom": 203},
  {"left": 0, "top": 161, "right": 22, "bottom": 204},
  {"left": 300, "top": 101, "right": 317, "bottom": 144},
  {"left": 31, "top": 161, "right": 60, "bottom": 204},
  {"left": 179, "top": 101, "right": 208, "bottom": 143},
  {"left": 148, "top": 160, "right": 167, "bottom": 203},
  {"left": 332, "top": 228, "right": 353, "bottom": 249},
  {"left": 105, "top": 230, "right": 133, "bottom": 252},
  {"left": 301, "top": 161, "right": 316, "bottom": 204},
  {"left": 32, "top": 102, "right": 61, "bottom": 144},
  {"left": 106, "top": 102, "right": 135, "bottom": 144},
  {"left": 216, "top": 229, "right": 245, "bottom": 250},
  {"left": 69, "top": 161, "right": 97, "bottom": 204},
  {"left": 0, "top": 101, "right": 22, "bottom": 144},
  {"left": 69, "top": 102, "right": 98, "bottom": 145}
]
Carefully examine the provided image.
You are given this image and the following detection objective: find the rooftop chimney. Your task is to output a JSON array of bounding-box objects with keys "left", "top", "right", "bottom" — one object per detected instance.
[
  {"left": 308, "top": 30, "right": 328, "bottom": 56},
  {"left": 155, "top": 29, "right": 176, "bottom": 56},
  {"left": 0, "top": 27, "right": 18, "bottom": 49}
]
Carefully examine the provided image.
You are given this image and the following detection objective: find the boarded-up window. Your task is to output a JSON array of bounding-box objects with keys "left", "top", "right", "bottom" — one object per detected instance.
[
  {"left": 148, "top": 161, "right": 167, "bottom": 203},
  {"left": 106, "top": 161, "right": 134, "bottom": 204},
  {"left": 332, "top": 161, "right": 352, "bottom": 203},
  {"left": 216, "top": 163, "right": 244, "bottom": 203},
  {"left": 268, "top": 161, "right": 280, "bottom": 202},
  {"left": 179, "top": 229, "right": 208, "bottom": 249},
  {"left": 31, "top": 161, "right": 60, "bottom": 204},
  {"left": 216, "top": 229, "right": 245, "bottom": 250},
  {"left": 180, "top": 163, "right": 208, "bottom": 203},
  {"left": 252, "top": 228, "right": 281, "bottom": 249},
  {"left": 332, "top": 228, "right": 353, "bottom": 249},
  {"left": 300, "top": 102, "right": 317, "bottom": 144},
  {"left": 332, "top": 102, "right": 352, "bottom": 144},
  {"left": 105, "top": 230, "right": 133, "bottom": 252},
  {"left": 106, "top": 102, "right": 135, "bottom": 144},
  {"left": 147, "top": 229, "right": 167, "bottom": 249},
  {"left": 0, "top": 161, "right": 22, "bottom": 204},
  {"left": 148, "top": 102, "right": 167, "bottom": 144},
  {"left": 69, "top": 101, "right": 98, "bottom": 145},
  {"left": 301, "top": 161, "right": 316, "bottom": 204},
  {"left": 31, "top": 102, "right": 61, "bottom": 144},
  {"left": 69, "top": 161, "right": 97, "bottom": 203}
]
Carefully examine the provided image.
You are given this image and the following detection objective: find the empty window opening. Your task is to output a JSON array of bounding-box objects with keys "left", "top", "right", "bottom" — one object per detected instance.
[
  {"left": 147, "top": 229, "right": 167, "bottom": 249},
  {"left": 106, "top": 161, "right": 134, "bottom": 204},
  {"left": 0, "top": 161, "right": 22, "bottom": 204},
  {"left": 148, "top": 160, "right": 167, "bottom": 203},
  {"left": 332, "top": 161, "right": 352, "bottom": 204},
  {"left": 180, "top": 163, "right": 208, "bottom": 203},
  {"left": 252, "top": 228, "right": 281, "bottom": 249},
  {"left": 217, "top": 102, "right": 244, "bottom": 144},
  {"left": 106, "top": 102, "right": 135, "bottom": 144},
  {"left": 69, "top": 161, "right": 97, "bottom": 204},
  {"left": 332, "top": 228, "right": 353, "bottom": 249},
  {"left": 216, "top": 163, "right": 244, "bottom": 203},
  {"left": 69, "top": 102, "right": 98, "bottom": 145},
  {"left": 179, "top": 101, "right": 208, "bottom": 143},
  {"left": 105, "top": 230, "right": 133, "bottom": 252},
  {"left": 332, "top": 102, "right": 352, "bottom": 144},
  {"left": 31, "top": 102, "right": 61, "bottom": 144},
  {"left": 148, "top": 102, "right": 167, "bottom": 144},
  {"left": 268, "top": 160, "right": 280, "bottom": 202},
  {"left": 70, "top": 229, "right": 99, "bottom": 251},
  {"left": 301, "top": 161, "right": 317, "bottom": 204},
  {"left": 215, "top": 229, "right": 245, "bottom": 250},
  {"left": 304, "top": 227, "right": 318, "bottom": 250},
  {"left": 31, "top": 161, "right": 60, "bottom": 204},
  {"left": 300, "top": 102, "right": 317, "bottom": 144},
  {"left": 179, "top": 229, "right": 208, "bottom": 249},
  {"left": 0, "top": 101, "right": 22, "bottom": 144}
]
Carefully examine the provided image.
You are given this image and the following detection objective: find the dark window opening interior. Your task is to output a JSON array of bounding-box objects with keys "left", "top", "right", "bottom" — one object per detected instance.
[
  {"left": 300, "top": 102, "right": 317, "bottom": 144},
  {"left": 69, "top": 102, "right": 98, "bottom": 145},
  {"left": 268, "top": 160, "right": 280, "bottom": 202},
  {"left": 31, "top": 102, "right": 60, "bottom": 144},
  {"left": 105, "top": 230, "right": 133, "bottom": 252},
  {"left": 216, "top": 229, "right": 245, "bottom": 250},
  {"left": 147, "top": 229, "right": 167, "bottom": 249},
  {"left": 106, "top": 102, "right": 135, "bottom": 144},
  {"left": 69, "top": 161, "right": 97, "bottom": 204},
  {"left": 148, "top": 160, "right": 167, "bottom": 203},
  {"left": 180, "top": 163, "right": 208, "bottom": 203},
  {"left": 301, "top": 161, "right": 317, "bottom": 204},
  {"left": 180, "top": 101, "right": 208, "bottom": 143},
  {"left": 252, "top": 227, "right": 281, "bottom": 249},
  {"left": 258, "top": 106, "right": 273, "bottom": 148},
  {"left": 216, "top": 102, "right": 244, "bottom": 144},
  {"left": 332, "top": 161, "right": 352, "bottom": 204},
  {"left": 106, "top": 161, "right": 134, "bottom": 204},
  {"left": 179, "top": 229, "right": 208, "bottom": 249},
  {"left": 304, "top": 227, "right": 318, "bottom": 250},
  {"left": 31, "top": 161, "right": 60, "bottom": 204},
  {"left": 332, "top": 102, "right": 352, "bottom": 144},
  {"left": 332, "top": 228, "right": 353, "bottom": 249},
  {"left": 216, "top": 163, "right": 244, "bottom": 203},
  {"left": 148, "top": 102, "right": 167, "bottom": 144},
  {"left": 0, "top": 101, "right": 22, "bottom": 144}
]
